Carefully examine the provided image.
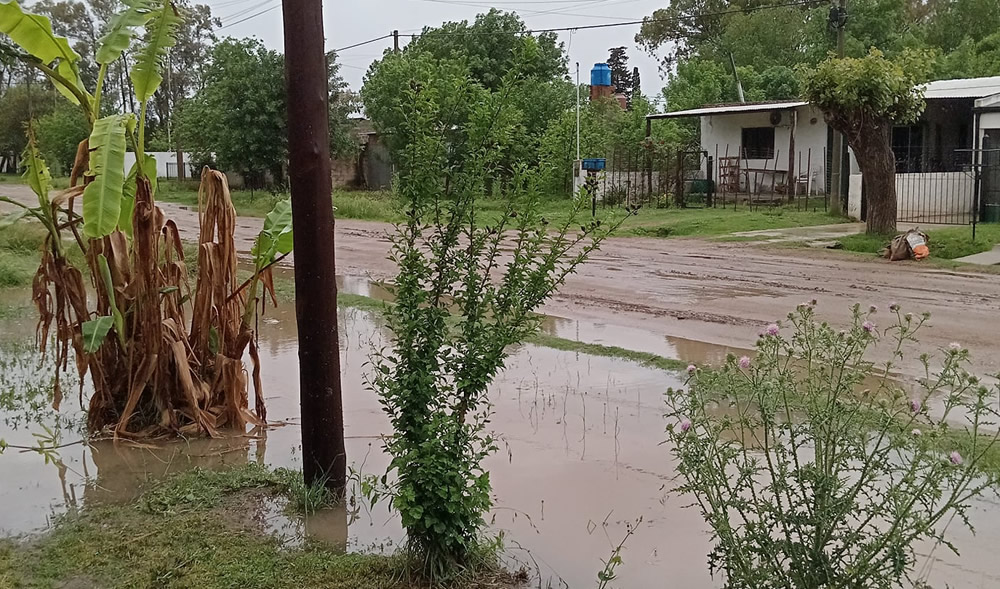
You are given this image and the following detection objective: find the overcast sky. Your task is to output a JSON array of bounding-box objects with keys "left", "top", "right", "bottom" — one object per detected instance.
[{"left": 207, "top": 0, "right": 671, "bottom": 103}]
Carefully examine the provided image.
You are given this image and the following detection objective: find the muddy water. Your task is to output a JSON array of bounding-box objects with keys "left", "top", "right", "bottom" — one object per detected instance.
[{"left": 2, "top": 290, "right": 1000, "bottom": 588}]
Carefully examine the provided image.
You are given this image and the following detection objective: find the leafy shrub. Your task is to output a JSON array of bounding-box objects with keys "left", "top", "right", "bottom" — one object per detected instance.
[
  {"left": 361, "top": 68, "right": 629, "bottom": 579},
  {"left": 668, "top": 303, "right": 1000, "bottom": 589}
]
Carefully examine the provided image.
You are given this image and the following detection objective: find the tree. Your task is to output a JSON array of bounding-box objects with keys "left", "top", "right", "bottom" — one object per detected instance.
[
  {"left": 148, "top": 0, "right": 218, "bottom": 148},
  {"left": 30, "top": 0, "right": 99, "bottom": 88},
  {"left": 326, "top": 50, "right": 359, "bottom": 158},
  {"left": 404, "top": 8, "right": 567, "bottom": 92},
  {"left": 36, "top": 101, "right": 89, "bottom": 174},
  {"left": 178, "top": 38, "right": 286, "bottom": 187},
  {"left": 803, "top": 49, "right": 932, "bottom": 234},
  {"left": 608, "top": 46, "right": 633, "bottom": 100},
  {"left": 0, "top": 83, "right": 55, "bottom": 167}
]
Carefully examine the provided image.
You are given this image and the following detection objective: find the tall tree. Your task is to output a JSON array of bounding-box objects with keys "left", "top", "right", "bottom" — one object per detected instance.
[
  {"left": 149, "top": 0, "right": 218, "bottom": 147},
  {"left": 404, "top": 8, "right": 567, "bottom": 91},
  {"left": 608, "top": 46, "right": 632, "bottom": 95},
  {"left": 178, "top": 38, "right": 287, "bottom": 187},
  {"left": 803, "top": 49, "right": 932, "bottom": 234}
]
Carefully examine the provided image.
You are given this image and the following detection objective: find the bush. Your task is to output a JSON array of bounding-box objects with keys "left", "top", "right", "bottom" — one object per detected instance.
[{"left": 668, "top": 302, "right": 1000, "bottom": 588}]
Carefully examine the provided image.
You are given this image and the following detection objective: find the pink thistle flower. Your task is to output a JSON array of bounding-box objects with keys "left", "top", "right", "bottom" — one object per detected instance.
[
  {"left": 909, "top": 399, "right": 921, "bottom": 413},
  {"left": 738, "top": 356, "right": 751, "bottom": 370},
  {"left": 765, "top": 324, "right": 780, "bottom": 337},
  {"left": 680, "top": 419, "right": 692, "bottom": 433},
  {"left": 949, "top": 342, "right": 962, "bottom": 351},
  {"left": 889, "top": 302, "right": 900, "bottom": 312},
  {"left": 862, "top": 321, "right": 876, "bottom": 333},
  {"left": 911, "top": 428, "right": 921, "bottom": 436},
  {"left": 687, "top": 364, "right": 697, "bottom": 375},
  {"left": 950, "top": 451, "right": 963, "bottom": 466}
]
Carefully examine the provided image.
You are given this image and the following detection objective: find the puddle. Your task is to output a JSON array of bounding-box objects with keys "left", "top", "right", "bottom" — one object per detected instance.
[{"left": 1, "top": 282, "right": 999, "bottom": 588}]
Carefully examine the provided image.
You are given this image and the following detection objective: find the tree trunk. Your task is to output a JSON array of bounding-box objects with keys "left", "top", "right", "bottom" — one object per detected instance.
[{"left": 847, "top": 118, "right": 897, "bottom": 235}]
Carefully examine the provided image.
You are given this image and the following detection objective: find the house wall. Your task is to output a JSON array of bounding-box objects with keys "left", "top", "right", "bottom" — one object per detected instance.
[
  {"left": 124, "top": 151, "right": 196, "bottom": 179},
  {"left": 847, "top": 171, "right": 975, "bottom": 223},
  {"left": 700, "top": 105, "right": 828, "bottom": 194}
]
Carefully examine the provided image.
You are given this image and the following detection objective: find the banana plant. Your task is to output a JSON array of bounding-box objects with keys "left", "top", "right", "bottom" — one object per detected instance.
[{"left": 1, "top": 0, "right": 180, "bottom": 239}]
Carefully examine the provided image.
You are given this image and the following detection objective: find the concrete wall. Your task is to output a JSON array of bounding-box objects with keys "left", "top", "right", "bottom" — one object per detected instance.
[
  {"left": 124, "top": 151, "right": 196, "bottom": 179},
  {"left": 847, "top": 170, "right": 975, "bottom": 222},
  {"left": 700, "top": 104, "right": 828, "bottom": 194}
]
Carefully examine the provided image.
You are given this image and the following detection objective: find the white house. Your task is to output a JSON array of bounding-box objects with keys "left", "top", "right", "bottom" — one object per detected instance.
[
  {"left": 647, "top": 101, "right": 830, "bottom": 199},
  {"left": 647, "top": 75, "right": 1000, "bottom": 223},
  {"left": 123, "top": 151, "right": 197, "bottom": 180}
]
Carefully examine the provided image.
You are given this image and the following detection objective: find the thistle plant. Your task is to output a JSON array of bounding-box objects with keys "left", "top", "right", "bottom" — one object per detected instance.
[{"left": 668, "top": 303, "right": 1000, "bottom": 589}]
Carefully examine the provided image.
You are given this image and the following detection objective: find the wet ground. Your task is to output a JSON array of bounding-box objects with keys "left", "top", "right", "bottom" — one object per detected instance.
[{"left": 2, "top": 282, "right": 1000, "bottom": 589}]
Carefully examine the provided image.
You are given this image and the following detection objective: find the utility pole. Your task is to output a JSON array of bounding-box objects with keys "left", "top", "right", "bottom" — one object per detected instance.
[
  {"left": 393, "top": 30, "right": 400, "bottom": 53},
  {"left": 829, "top": 0, "right": 848, "bottom": 215},
  {"left": 576, "top": 62, "right": 581, "bottom": 161},
  {"left": 282, "top": 0, "right": 346, "bottom": 493}
]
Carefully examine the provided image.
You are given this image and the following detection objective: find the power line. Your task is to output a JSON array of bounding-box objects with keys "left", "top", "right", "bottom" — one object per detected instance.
[
  {"left": 333, "top": 0, "right": 823, "bottom": 54},
  {"left": 217, "top": 1, "right": 280, "bottom": 29},
  {"left": 334, "top": 35, "right": 394, "bottom": 53},
  {"left": 398, "top": 0, "right": 825, "bottom": 37},
  {"left": 218, "top": 0, "right": 276, "bottom": 22}
]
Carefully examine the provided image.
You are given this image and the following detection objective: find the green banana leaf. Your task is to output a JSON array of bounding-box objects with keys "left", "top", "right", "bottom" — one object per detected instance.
[
  {"left": 120, "top": 153, "right": 157, "bottom": 237},
  {"left": 252, "top": 198, "right": 294, "bottom": 271},
  {"left": 97, "top": 254, "right": 126, "bottom": 348},
  {"left": 129, "top": 0, "right": 180, "bottom": 104},
  {"left": 20, "top": 134, "right": 52, "bottom": 202},
  {"left": 82, "top": 115, "right": 127, "bottom": 238},
  {"left": 0, "top": 1, "right": 91, "bottom": 109},
  {"left": 81, "top": 316, "right": 114, "bottom": 354},
  {"left": 95, "top": 0, "right": 155, "bottom": 65}
]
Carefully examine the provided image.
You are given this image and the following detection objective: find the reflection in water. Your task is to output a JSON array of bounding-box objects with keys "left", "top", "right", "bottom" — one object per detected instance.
[{"left": 1, "top": 279, "right": 999, "bottom": 588}]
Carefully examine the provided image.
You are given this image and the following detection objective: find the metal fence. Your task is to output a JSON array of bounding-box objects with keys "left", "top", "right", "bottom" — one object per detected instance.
[{"left": 597, "top": 143, "right": 832, "bottom": 213}]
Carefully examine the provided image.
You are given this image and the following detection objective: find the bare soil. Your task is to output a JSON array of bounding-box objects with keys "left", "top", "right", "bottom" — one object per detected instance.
[{"left": 4, "top": 184, "right": 998, "bottom": 379}]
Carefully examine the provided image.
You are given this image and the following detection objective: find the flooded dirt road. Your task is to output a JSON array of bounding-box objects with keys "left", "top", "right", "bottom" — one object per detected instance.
[
  {"left": 3, "top": 302, "right": 1000, "bottom": 588},
  {"left": 5, "top": 183, "right": 995, "bottom": 380}
]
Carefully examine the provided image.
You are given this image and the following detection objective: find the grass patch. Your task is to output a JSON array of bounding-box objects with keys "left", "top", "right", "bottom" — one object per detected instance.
[
  {"left": 526, "top": 332, "right": 688, "bottom": 373},
  {"left": 0, "top": 463, "right": 519, "bottom": 589},
  {"left": 838, "top": 224, "right": 1000, "bottom": 261},
  {"left": 154, "top": 182, "right": 849, "bottom": 238}
]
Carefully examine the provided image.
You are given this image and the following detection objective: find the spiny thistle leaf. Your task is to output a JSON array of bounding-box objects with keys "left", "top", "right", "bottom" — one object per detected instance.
[
  {"left": 95, "top": 0, "right": 156, "bottom": 65},
  {"left": 129, "top": 0, "right": 181, "bottom": 104},
  {"left": 82, "top": 115, "right": 128, "bottom": 238}
]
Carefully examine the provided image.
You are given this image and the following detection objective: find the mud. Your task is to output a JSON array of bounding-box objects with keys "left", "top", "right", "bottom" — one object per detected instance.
[
  {"left": 2, "top": 304, "right": 1000, "bottom": 588},
  {"left": 6, "top": 183, "right": 995, "bottom": 380}
]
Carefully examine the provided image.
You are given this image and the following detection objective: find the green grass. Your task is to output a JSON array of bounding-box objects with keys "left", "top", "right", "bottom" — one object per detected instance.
[
  {"left": 155, "top": 181, "right": 849, "bottom": 238},
  {"left": 526, "top": 332, "right": 688, "bottom": 372},
  {"left": 0, "top": 224, "right": 48, "bottom": 288},
  {"left": 0, "top": 174, "right": 21, "bottom": 184},
  {"left": 0, "top": 463, "right": 518, "bottom": 589},
  {"left": 838, "top": 224, "right": 1000, "bottom": 261}
]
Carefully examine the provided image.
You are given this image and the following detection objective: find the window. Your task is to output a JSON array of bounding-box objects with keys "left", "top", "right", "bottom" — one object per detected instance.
[{"left": 741, "top": 127, "right": 775, "bottom": 159}]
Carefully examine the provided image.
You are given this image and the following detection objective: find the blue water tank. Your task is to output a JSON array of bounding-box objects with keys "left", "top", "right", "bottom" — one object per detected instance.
[{"left": 591, "top": 63, "right": 612, "bottom": 87}]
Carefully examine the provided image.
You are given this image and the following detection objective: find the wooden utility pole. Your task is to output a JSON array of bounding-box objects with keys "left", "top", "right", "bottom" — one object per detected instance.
[
  {"left": 282, "top": 0, "right": 346, "bottom": 492},
  {"left": 829, "top": 0, "right": 848, "bottom": 215},
  {"left": 393, "top": 30, "right": 400, "bottom": 53}
]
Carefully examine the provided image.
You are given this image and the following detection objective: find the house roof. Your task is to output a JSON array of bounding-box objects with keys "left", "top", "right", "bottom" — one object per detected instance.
[
  {"left": 923, "top": 76, "right": 1000, "bottom": 99},
  {"left": 646, "top": 100, "right": 809, "bottom": 120}
]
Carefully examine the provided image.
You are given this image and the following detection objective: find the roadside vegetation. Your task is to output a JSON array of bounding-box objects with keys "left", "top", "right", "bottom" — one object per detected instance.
[
  {"left": 0, "top": 463, "right": 521, "bottom": 589},
  {"left": 838, "top": 224, "right": 1000, "bottom": 260}
]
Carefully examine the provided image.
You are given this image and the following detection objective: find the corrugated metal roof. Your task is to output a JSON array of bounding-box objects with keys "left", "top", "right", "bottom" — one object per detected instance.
[
  {"left": 646, "top": 100, "right": 808, "bottom": 119},
  {"left": 923, "top": 76, "right": 1000, "bottom": 99}
]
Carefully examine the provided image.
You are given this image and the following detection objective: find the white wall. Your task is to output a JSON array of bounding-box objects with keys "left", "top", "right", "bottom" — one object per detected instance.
[
  {"left": 700, "top": 105, "right": 828, "bottom": 194},
  {"left": 123, "top": 151, "right": 197, "bottom": 179},
  {"left": 847, "top": 171, "right": 975, "bottom": 223}
]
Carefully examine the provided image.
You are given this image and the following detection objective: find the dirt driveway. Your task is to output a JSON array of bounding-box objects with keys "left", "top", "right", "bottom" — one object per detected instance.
[{"left": 4, "top": 184, "right": 998, "bottom": 379}]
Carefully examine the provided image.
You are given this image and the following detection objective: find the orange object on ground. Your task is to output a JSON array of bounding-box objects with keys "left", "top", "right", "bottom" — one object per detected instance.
[{"left": 913, "top": 244, "right": 930, "bottom": 260}]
